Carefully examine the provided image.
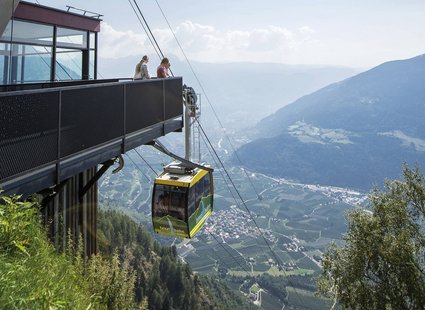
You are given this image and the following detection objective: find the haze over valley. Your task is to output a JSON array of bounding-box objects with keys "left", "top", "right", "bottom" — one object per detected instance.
[
  {"left": 235, "top": 54, "right": 425, "bottom": 190},
  {"left": 95, "top": 50, "right": 425, "bottom": 308},
  {"left": 3, "top": 0, "right": 425, "bottom": 308},
  {"left": 98, "top": 56, "right": 359, "bottom": 130}
]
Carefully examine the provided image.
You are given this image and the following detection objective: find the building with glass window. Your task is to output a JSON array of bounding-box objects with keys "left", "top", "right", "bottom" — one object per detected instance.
[{"left": 1, "top": 1, "right": 99, "bottom": 85}]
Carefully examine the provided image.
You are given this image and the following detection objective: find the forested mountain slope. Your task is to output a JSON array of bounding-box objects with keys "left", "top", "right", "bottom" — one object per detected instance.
[
  {"left": 97, "top": 209, "right": 251, "bottom": 309},
  {"left": 0, "top": 195, "right": 250, "bottom": 309},
  {"left": 234, "top": 54, "right": 425, "bottom": 190}
]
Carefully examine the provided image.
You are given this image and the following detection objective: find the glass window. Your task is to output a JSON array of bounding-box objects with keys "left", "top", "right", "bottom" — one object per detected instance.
[
  {"left": 153, "top": 185, "right": 187, "bottom": 220},
  {"left": 1, "top": 20, "right": 53, "bottom": 45},
  {"left": 153, "top": 186, "right": 168, "bottom": 217},
  {"left": 0, "top": 43, "right": 8, "bottom": 84},
  {"left": 170, "top": 191, "right": 186, "bottom": 221},
  {"left": 195, "top": 180, "right": 203, "bottom": 209},
  {"left": 0, "top": 54, "right": 3, "bottom": 75},
  {"left": 89, "top": 32, "right": 96, "bottom": 49},
  {"left": 188, "top": 187, "right": 196, "bottom": 216},
  {"left": 1, "top": 22, "right": 12, "bottom": 42},
  {"left": 204, "top": 174, "right": 211, "bottom": 195},
  {"left": 89, "top": 50, "right": 95, "bottom": 79},
  {"left": 0, "top": 20, "right": 97, "bottom": 84},
  {"left": 0, "top": 43, "right": 52, "bottom": 84},
  {"left": 56, "top": 27, "right": 87, "bottom": 49},
  {"left": 20, "top": 45, "right": 52, "bottom": 83},
  {"left": 55, "top": 48, "right": 82, "bottom": 80}
]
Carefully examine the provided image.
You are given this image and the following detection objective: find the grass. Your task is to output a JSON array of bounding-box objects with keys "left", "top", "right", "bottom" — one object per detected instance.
[
  {"left": 297, "top": 256, "right": 321, "bottom": 272},
  {"left": 252, "top": 263, "right": 271, "bottom": 272},
  {"left": 287, "top": 251, "right": 306, "bottom": 260},
  {"left": 250, "top": 283, "right": 260, "bottom": 293},
  {"left": 228, "top": 265, "right": 315, "bottom": 277},
  {"left": 260, "top": 291, "right": 283, "bottom": 310},
  {"left": 286, "top": 286, "right": 333, "bottom": 310}
]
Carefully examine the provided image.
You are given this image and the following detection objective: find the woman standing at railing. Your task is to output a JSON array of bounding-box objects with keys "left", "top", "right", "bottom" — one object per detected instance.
[
  {"left": 133, "top": 55, "right": 151, "bottom": 80},
  {"left": 157, "top": 57, "right": 171, "bottom": 78}
]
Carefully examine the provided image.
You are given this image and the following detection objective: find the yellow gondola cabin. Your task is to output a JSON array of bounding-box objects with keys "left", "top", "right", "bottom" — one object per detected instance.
[{"left": 152, "top": 163, "right": 213, "bottom": 238}]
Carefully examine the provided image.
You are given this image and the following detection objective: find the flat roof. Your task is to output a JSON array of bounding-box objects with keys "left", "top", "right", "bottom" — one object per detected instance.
[{"left": 14, "top": 1, "right": 101, "bottom": 32}]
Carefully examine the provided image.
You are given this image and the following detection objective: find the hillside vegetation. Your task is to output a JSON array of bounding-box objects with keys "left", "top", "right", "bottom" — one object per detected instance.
[{"left": 0, "top": 195, "right": 249, "bottom": 309}]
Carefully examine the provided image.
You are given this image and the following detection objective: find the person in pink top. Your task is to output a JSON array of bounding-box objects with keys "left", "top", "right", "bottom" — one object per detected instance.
[{"left": 157, "top": 57, "right": 171, "bottom": 78}]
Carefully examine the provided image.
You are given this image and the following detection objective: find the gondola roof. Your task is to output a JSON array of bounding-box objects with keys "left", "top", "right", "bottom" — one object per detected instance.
[{"left": 155, "top": 167, "right": 209, "bottom": 188}]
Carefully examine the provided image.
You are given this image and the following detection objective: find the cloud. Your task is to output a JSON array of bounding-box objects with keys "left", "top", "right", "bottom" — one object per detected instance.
[
  {"left": 299, "top": 26, "right": 316, "bottom": 35},
  {"left": 98, "top": 21, "right": 317, "bottom": 63},
  {"left": 98, "top": 22, "right": 151, "bottom": 59}
]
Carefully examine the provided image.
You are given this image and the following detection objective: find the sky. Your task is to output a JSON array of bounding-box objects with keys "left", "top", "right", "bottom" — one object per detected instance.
[{"left": 31, "top": 0, "right": 425, "bottom": 69}]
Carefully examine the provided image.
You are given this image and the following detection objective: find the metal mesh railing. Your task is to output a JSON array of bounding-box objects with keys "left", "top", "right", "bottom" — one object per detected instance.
[{"left": 0, "top": 77, "right": 183, "bottom": 189}]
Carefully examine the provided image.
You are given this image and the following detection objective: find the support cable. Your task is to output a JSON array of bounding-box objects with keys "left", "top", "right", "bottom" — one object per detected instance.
[
  {"left": 133, "top": 0, "right": 165, "bottom": 59},
  {"left": 153, "top": 0, "right": 260, "bottom": 199},
  {"left": 131, "top": 0, "right": 259, "bottom": 203},
  {"left": 197, "top": 116, "right": 246, "bottom": 210},
  {"left": 198, "top": 120, "right": 306, "bottom": 307},
  {"left": 128, "top": 0, "right": 162, "bottom": 61},
  {"left": 133, "top": 148, "right": 159, "bottom": 176},
  {"left": 153, "top": 0, "right": 284, "bottom": 272},
  {"left": 208, "top": 232, "right": 251, "bottom": 275},
  {"left": 198, "top": 235, "right": 233, "bottom": 272},
  {"left": 200, "top": 130, "right": 250, "bottom": 220},
  {"left": 125, "top": 153, "right": 152, "bottom": 182},
  {"left": 150, "top": 139, "right": 213, "bottom": 173},
  {"left": 200, "top": 132, "right": 237, "bottom": 200},
  {"left": 132, "top": 0, "right": 174, "bottom": 76},
  {"left": 131, "top": 2, "right": 305, "bottom": 306},
  {"left": 196, "top": 119, "right": 283, "bottom": 267},
  {"left": 191, "top": 94, "right": 240, "bottom": 209}
]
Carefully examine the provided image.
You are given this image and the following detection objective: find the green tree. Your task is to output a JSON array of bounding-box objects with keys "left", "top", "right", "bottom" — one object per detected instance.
[
  {"left": 317, "top": 165, "right": 425, "bottom": 309},
  {"left": 85, "top": 252, "right": 136, "bottom": 309}
]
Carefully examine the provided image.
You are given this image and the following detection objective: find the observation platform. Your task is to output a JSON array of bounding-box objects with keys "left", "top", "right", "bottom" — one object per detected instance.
[{"left": 0, "top": 77, "right": 183, "bottom": 196}]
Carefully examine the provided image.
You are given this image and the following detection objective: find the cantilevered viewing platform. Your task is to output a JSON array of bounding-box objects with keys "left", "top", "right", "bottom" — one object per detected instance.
[
  {"left": 0, "top": 77, "right": 184, "bottom": 196},
  {"left": 0, "top": 0, "right": 185, "bottom": 256}
]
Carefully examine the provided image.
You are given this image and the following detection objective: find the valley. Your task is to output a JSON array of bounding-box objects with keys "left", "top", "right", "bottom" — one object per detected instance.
[
  {"left": 99, "top": 150, "right": 367, "bottom": 309},
  {"left": 97, "top": 55, "right": 425, "bottom": 309}
]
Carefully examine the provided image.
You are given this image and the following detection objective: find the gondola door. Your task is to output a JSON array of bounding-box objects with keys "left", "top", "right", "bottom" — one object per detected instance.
[{"left": 187, "top": 171, "right": 214, "bottom": 237}]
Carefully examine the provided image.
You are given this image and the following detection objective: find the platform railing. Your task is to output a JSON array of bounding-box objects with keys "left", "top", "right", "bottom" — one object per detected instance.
[{"left": 0, "top": 77, "right": 183, "bottom": 195}]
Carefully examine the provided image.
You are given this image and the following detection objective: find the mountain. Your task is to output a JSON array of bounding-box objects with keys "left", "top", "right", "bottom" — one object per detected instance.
[
  {"left": 97, "top": 209, "right": 251, "bottom": 309},
  {"left": 98, "top": 56, "right": 358, "bottom": 130},
  {"left": 233, "top": 54, "right": 425, "bottom": 190}
]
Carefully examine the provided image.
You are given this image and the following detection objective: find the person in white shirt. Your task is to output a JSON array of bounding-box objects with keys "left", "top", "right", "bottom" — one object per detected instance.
[{"left": 133, "top": 55, "right": 151, "bottom": 80}]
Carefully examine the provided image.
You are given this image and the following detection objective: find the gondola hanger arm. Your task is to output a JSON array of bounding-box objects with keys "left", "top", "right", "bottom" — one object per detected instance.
[{"left": 148, "top": 139, "right": 213, "bottom": 172}]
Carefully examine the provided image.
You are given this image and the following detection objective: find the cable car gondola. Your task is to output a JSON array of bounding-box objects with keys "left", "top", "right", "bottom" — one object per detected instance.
[{"left": 152, "top": 162, "right": 213, "bottom": 238}]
